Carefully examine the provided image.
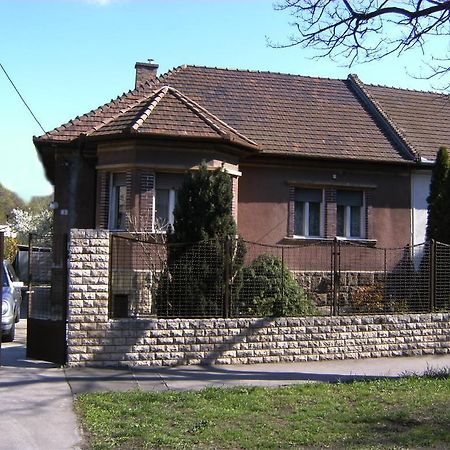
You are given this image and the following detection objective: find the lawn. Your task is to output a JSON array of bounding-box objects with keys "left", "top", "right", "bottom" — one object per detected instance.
[{"left": 75, "top": 375, "right": 450, "bottom": 449}]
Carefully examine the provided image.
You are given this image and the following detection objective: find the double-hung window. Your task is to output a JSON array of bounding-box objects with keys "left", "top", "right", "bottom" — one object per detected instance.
[
  {"left": 337, "top": 190, "right": 364, "bottom": 238},
  {"left": 294, "top": 188, "right": 324, "bottom": 237},
  {"left": 109, "top": 173, "right": 127, "bottom": 230},
  {"left": 155, "top": 188, "right": 177, "bottom": 232}
]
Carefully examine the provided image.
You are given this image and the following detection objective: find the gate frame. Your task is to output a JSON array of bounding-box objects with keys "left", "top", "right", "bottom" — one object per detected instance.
[{"left": 26, "top": 233, "right": 68, "bottom": 365}]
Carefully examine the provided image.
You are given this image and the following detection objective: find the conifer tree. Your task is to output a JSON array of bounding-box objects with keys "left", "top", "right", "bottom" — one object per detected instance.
[
  {"left": 169, "top": 163, "right": 236, "bottom": 243},
  {"left": 426, "top": 146, "right": 449, "bottom": 243},
  {"left": 157, "top": 163, "right": 244, "bottom": 317}
]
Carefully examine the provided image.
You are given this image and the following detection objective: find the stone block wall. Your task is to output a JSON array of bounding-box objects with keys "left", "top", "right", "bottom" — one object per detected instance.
[{"left": 67, "top": 229, "right": 450, "bottom": 368}]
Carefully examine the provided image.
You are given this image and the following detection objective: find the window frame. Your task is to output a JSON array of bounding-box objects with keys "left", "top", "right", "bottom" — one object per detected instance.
[
  {"left": 153, "top": 187, "right": 177, "bottom": 233},
  {"left": 108, "top": 172, "right": 127, "bottom": 231},
  {"left": 336, "top": 189, "right": 365, "bottom": 239},
  {"left": 293, "top": 187, "right": 325, "bottom": 238}
]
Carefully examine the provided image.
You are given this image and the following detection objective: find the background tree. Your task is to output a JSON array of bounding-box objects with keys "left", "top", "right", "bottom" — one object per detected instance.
[
  {"left": 274, "top": 1, "right": 450, "bottom": 87},
  {"left": 157, "top": 164, "right": 245, "bottom": 318},
  {"left": 426, "top": 146, "right": 449, "bottom": 243},
  {"left": 0, "top": 183, "right": 24, "bottom": 223},
  {"left": 8, "top": 207, "right": 53, "bottom": 246}
]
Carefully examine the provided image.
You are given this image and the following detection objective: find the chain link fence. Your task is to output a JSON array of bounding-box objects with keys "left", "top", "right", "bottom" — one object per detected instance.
[{"left": 109, "top": 234, "right": 450, "bottom": 318}]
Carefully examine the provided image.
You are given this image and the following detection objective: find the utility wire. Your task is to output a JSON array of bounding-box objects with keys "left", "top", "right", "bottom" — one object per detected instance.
[{"left": 0, "top": 62, "right": 47, "bottom": 135}]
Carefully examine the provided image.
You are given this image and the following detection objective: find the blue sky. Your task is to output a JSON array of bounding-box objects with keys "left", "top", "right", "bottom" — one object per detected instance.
[{"left": 0, "top": 0, "right": 446, "bottom": 201}]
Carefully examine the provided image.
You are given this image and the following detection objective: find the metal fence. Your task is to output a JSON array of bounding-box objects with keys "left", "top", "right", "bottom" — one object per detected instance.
[
  {"left": 109, "top": 234, "right": 450, "bottom": 318},
  {"left": 19, "top": 233, "right": 67, "bottom": 321}
]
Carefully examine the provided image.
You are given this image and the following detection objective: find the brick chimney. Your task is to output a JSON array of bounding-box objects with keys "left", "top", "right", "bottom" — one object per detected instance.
[{"left": 135, "top": 60, "right": 159, "bottom": 88}]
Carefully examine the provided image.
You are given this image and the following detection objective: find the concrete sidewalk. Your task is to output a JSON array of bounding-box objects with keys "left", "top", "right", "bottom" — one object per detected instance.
[
  {"left": 1, "top": 321, "right": 449, "bottom": 450},
  {"left": 65, "top": 352, "right": 450, "bottom": 394},
  {"left": 0, "top": 322, "right": 82, "bottom": 450}
]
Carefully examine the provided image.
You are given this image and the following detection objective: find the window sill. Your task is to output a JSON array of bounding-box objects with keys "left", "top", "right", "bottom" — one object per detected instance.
[{"left": 283, "top": 236, "right": 377, "bottom": 247}]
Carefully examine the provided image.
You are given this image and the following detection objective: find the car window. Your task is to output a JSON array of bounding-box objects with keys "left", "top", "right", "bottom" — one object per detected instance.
[
  {"left": 2, "top": 265, "right": 9, "bottom": 287},
  {"left": 6, "top": 263, "right": 18, "bottom": 282}
]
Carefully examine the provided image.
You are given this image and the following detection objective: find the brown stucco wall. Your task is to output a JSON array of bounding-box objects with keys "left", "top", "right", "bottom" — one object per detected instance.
[{"left": 238, "top": 161, "right": 411, "bottom": 248}]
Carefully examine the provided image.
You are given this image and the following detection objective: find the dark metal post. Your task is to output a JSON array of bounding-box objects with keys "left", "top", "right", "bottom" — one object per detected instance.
[
  {"left": 223, "top": 236, "right": 232, "bottom": 319},
  {"left": 28, "top": 233, "right": 33, "bottom": 317},
  {"left": 281, "top": 246, "right": 285, "bottom": 305},
  {"left": 332, "top": 237, "right": 340, "bottom": 316},
  {"left": 429, "top": 239, "right": 436, "bottom": 312},
  {"left": 0, "top": 231, "right": 3, "bottom": 351}
]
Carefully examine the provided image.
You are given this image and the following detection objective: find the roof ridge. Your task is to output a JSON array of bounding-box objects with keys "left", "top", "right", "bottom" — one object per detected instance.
[
  {"left": 131, "top": 86, "right": 170, "bottom": 131},
  {"left": 362, "top": 79, "right": 448, "bottom": 96},
  {"left": 181, "top": 64, "right": 347, "bottom": 82},
  {"left": 347, "top": 74, "right": 421, "bottom": 162},
  {"left": 168, "top": 86, "right": 259, "bottom": 148}
]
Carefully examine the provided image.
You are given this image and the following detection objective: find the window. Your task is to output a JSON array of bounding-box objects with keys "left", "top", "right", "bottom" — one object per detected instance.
[
  {"left": 109, "top": 173, "right": 127, "bottom": 230},
  {"left": 337, "top": 190, "right": 364, "bottom": 238},
  {"left": 294, "top": 188, "right": 324, "bottom": 237},
  {"left": 155, "top": 188, "right": 177, "bottom": 231}
]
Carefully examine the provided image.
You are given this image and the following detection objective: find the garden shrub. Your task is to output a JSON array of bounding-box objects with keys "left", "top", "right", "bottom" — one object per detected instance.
[
  {"left": 4, "top": 236, "right": 18, "bottom": 263},
  {"left": 238, "top": 253, "right": 315, "bottom": 317}
]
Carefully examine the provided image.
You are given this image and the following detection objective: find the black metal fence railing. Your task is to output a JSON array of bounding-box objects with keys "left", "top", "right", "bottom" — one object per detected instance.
[{"left": 109, "top": 234, "right": 450, "bottom": 319}]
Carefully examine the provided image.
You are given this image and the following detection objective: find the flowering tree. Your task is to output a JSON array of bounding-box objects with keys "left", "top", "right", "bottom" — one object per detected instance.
[{"left": 8, "top": 208, "right": 53, "bottom": 246}]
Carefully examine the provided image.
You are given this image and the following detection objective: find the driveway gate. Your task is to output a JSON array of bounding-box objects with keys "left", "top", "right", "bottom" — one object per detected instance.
[{"left": 26, "top": 234, "right": 67, "bottom": 365}]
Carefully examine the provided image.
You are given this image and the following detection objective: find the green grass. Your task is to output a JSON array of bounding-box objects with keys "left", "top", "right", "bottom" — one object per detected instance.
[{"left": 75, "top": 375, "right": 450, "bottom": 449}]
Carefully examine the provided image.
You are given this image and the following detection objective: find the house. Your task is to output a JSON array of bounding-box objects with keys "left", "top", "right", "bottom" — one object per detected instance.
[{"left": 33, "top": 62, "right": 449, "bottom": 249}]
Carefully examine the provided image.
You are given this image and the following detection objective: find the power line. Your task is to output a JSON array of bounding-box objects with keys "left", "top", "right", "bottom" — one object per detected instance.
[{"left": 0, "top": 62, "right": 47, "bottom": 135}]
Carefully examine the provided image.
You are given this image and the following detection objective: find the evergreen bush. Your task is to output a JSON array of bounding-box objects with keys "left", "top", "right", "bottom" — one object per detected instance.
[
  {"left": 238, "top": 253, "right": 315, "bottom": 317},
  {"left": 426, "top": 146, "right": 449, "bottom": 243}
]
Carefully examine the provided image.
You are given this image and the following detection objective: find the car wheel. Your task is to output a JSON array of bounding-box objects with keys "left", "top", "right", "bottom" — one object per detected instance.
[{"left": 3, "top": 322, "right": 15, "bottom": 342}]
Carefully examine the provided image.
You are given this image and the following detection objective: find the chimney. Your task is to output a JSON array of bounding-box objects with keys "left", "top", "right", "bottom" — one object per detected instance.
[{"left": 135, "top": 60, "right": 159, "bottom": 88}]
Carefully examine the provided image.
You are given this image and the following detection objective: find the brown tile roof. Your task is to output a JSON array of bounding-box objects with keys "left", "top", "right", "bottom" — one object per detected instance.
[
  {"left": 87, "top": 86, "right": 259, "bottom": 150},
  {"left": 36, "top": 64, "right": 439, "bottom": 164},
  {"left": 354, "top": 80, "right": 449, "bottom": 161}
]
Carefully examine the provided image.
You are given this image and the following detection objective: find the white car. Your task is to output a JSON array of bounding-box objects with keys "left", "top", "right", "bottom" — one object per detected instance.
[{"left": 2, "top": 260, "right": 23, "bottom": 342}]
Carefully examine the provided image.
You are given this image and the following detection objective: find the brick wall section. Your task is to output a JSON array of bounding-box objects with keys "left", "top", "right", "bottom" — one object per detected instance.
[
  {"left": 365, "top": 190, "right": 374, "bottom": 239},
  {"left": 67, "top": 229, "right": 450, "bottom": 368},
  {"left": 139, "top": 171, "right": 155, "bottom": 231},
  {"left": 95, "top": 171, "right": 110, "bottom": 228},
  {"left": 287, "top": 186, "right": 295, "bottom": 237},
  {"left": 325, "top": 187, "right": 336, "bottom": 238}
]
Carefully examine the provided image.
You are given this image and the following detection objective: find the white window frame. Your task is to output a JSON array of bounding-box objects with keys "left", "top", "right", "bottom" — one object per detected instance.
[
  {"left": 153, "top": 188, "right": 177, "bottom": 233},
  {"left": 294, "top": 189, "right": 325, "bottom": 238},
  {"left": 108, "top": 172, "right": 127, "bottom": 230},
  {"left": 337, "top": 191, "right": 365, "bottom": 239}
]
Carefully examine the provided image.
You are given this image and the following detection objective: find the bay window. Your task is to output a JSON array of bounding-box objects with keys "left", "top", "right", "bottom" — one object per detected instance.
[
  {"left": 108, "top": 173, "right": 127, "bottom": 230},
  {"left": 155, "top": 188, "right": 177, "bottom": 231}
]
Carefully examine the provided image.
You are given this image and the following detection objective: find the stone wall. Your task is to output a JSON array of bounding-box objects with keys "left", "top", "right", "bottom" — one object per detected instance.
[{"left": 67, "top": 229, "right": 450, "bottom": 367}]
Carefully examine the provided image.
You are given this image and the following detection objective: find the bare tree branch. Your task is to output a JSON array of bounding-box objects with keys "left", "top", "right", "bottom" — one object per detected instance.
[{"left": 273, "top": 0, "right": 450, "bottom": 87}]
